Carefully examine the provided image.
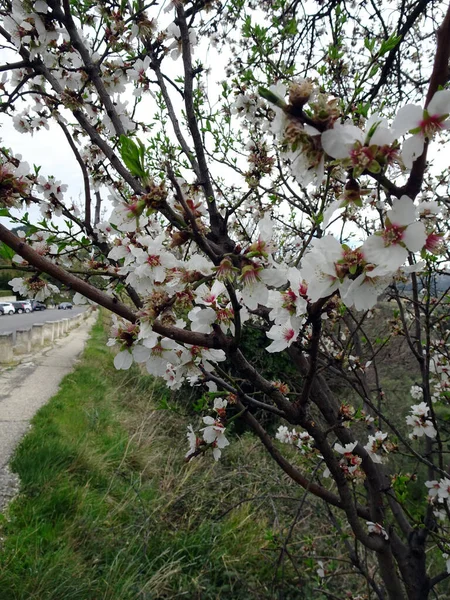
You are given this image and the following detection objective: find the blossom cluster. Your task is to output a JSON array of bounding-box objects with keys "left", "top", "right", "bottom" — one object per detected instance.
[
  {"left": 323, "top": 442, "right": 364, "bottom": 480},
  {"left": 186, "top": 398, "right": 229, "bottom": 461},
  {"left": 406, "top": 402, "right": 437, "bottom": 439},
  {"left": 275, "top": 425, "right": 314, "bottom": 454}
]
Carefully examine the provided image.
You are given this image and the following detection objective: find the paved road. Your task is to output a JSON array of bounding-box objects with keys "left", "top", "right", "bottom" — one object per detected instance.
[
  {"left": 0, "top": 313, "right": 96, "bottom": 511},
  {"left": 0, "top": 306, "right": 87, "bottom": 337}
]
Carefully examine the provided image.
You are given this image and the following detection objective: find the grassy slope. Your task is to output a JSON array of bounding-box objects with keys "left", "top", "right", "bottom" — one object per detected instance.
[{"left": 0, "top": 315, "right": 333, "bottom": 600}]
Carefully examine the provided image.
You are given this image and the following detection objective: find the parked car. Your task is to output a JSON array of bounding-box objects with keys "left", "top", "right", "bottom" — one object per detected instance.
[
  {"left": 0, "top": 302, "right": 15, "bottom": 315},
  {"left": 58, "top": 302, "right": 73, "bottom": 310},
  {"left": 31, "top": 300, "right": 47, "bottom": 311},
  {"left": 0, "top": 305, "right": 4, "bottom": 316},
  {"left": 12, "top": 301, "right": 32, "bottom": 314}
]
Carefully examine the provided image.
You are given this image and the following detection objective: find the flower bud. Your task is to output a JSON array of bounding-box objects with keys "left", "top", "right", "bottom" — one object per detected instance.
[{"left": 288, "top": 79, "right": 314, "bottom": 108}]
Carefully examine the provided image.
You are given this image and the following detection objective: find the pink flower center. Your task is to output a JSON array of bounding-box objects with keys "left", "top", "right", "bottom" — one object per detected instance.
[
  {"left": 282, "top": 289, "right": 297, "bottom": 313},
  {"left": 240, "top": 264, "right": 261, "bottom": 286},
  {"left": 350, "top": 144, "right": 375, "bottom": 167},
  {"left": 419, "top": 114, "right": 444, "bottom": 138},
  {"left": 382, "top": 224, "right": 405, "bottom": 246},
  {"left": 147, "top": 255, "right": 161, "bottom": 267},
  {"left": 283, "top": 328, "right": 295, "bottom": 342},
  {"left": 425, "top": 233, "right": 442, "bottom": 253}
]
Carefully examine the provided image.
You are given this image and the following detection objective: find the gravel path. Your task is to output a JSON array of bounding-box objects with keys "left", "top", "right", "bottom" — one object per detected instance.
[{"left": 0, "top": 314, "right": 95, "bottom": 511}]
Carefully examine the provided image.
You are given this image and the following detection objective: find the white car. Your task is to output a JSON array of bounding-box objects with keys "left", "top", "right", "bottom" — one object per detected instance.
[{"left": 0, "top": 302, "right": 15, "bottom": 315}]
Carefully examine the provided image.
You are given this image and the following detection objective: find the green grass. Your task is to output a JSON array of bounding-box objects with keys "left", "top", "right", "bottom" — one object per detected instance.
[
  {"left": 2, "top": 311, "right": 446, "bottom": 598},
  {"left": 0, "top": 314, "right": 332, "bottom": 600}
]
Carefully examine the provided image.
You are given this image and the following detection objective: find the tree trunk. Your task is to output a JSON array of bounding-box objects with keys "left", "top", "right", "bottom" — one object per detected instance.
[{"left": 391, "top": 532, "right": 430, "bottom": 600}]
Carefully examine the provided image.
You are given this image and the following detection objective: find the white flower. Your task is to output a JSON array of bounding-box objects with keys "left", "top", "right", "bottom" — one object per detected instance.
[
  {"left": 366, "top": 521, "right": 389, "bottom": 540},
  {"left": 186, "top": 425, "right": 198, "bottom": 458},
  {"left": 265, "top": 316, "right": 303, "bottom": 353},
  {"left": 406, "top": 402, "right": 437, "bottom": 439},
  {"left": 393, "top": 90, "right": 450, "bottom": 168},
  {"left": 340, "top": 268, "right": 392, "bottom": 311},
  {"left": 335, "top": 442, "right": 357, "bottom": 455},
  {"left": 438, "top": 478, "right": 450, "bottom": 500},
  {"left": 316, "top": 561, "right": 325, "bottom": 578},
  {"left": 195, "top": 280, "right": 227, "bottom": 306},
  {"left": 276, "top": 425, "right": 294, "bottom": 444},
  {"left": 8, "top": 277, "right": 28, "bottom": 297},
  {"left": 410, "top": 385, "right": 423, "bottom": 400},
  {"left": 301, "top": 236, "right": 341, "bottom": 302},
  {"left": 201, "top": 417, "right": 230, "bottom": 460},
  {"left": 213, "top": 398, "right": 228, "bottom": 411},
  {"left": 425, "top": 480, "right": 440, "bottom": 498},
  {"left": 364, "top": 431, "right": 388, "bottom": 464},
  {"left": 114, "top": 349, "right": 133, "bottom": 370},
  {"left": 443, "top": 553, "right": 450, "bottom": 574},
  {"left": 321, "top": 114, "right": 397, "bottom": 174},
  {"left": 188, "top": 306, "right": 217, "bottom": 333},
  {"left": 363, "top": 196, "right": 426, "bottom": 270},
  {"left": 165, "top": 22, "right": 197, "bottom": 60},
  {"left": 322, "top": 120, "right": 365, "bottom": 159}
]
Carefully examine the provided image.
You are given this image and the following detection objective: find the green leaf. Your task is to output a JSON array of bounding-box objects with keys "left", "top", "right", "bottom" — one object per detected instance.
[
  {"left": 119, "top": 135, "right": 148, "bottom": 179},
  {"left": 364, "top": 37, "right": 376, "bottom": 53},
  {"left": 369, "top": 64, "right": 379, "bottom": 78},
  {"left": 379, "top": 34, "right": 402, "bottom": 56},
  {"left": 0, "top": 208, "right": 11, "bottom": 217},
  {"left": 284, "top": 18, "right": 297, "bottom": 36},
  {"left": 0, "top": 241, "right": 15, "bottom": 260},
  {"left": 258, "top": 86, "right": 287, "bottom": 109}
]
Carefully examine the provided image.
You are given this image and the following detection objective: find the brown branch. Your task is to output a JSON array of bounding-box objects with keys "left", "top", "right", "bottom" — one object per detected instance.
[
  {"left": 151, "top": 60, "right": 201, "bottom": 179},
  {"left": 0, "top": 60, "right": 29, "bottom": 72},
  {"left": 399, "top": 2, "right": 450, "bottom": 199},
  {"left": 367, "top": 0, "right": 432, "bottom": 103},
  {"left": 0, "top": 224, "right": 229, "bottom": 349},
  {"left": 50, "top": 0, "right": 126, "bottom": 137},
  {"left": 94, "top": 191, "right": 102, "bottom": 226},
  {"left": 57, "top": 118, "right": 92, "bottom": 230},
  {"left": 199, "top": 368, "right": 287, "bottom": 417},
  {"left": 166, "top": 165, "right": 219, "bottom": 262},
  {"left": 235, "top": 398, "right": 371, "bottom": 520},
  {"left": 176, "top": 5, "right": 227, "bottom": 242},
  {"left": 295, "top": 303, "right": 324, "bottom": 407}
]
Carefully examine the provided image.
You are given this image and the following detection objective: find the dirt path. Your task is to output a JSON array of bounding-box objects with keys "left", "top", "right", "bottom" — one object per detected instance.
[{"left": 0, "top": 314, "right": 96, "bottom": 511}]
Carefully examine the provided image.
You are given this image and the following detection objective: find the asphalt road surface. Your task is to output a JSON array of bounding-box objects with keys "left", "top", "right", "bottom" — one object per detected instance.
[{"left": 0, "top": 306, "right": 87, "bottom": 338}]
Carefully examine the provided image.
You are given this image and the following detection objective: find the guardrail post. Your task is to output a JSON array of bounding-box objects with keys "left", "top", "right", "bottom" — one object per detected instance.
[
  {"left": 31, "top": 323, "right": 44, "bottom": 348},
  {"left": 14, "top": 328, "right": 32, "bottom": 355},
  {"left": 0, "top": 332, "right": 14, "bottom": 364},
  {"left": 43, "top": 321, "right": 55, "bottom": 343}
]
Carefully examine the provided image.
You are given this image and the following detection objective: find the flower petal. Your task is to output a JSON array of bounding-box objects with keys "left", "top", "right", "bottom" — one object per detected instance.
[
  {"left": 427, "top": 89, "right": 450, "bottom": 116},
  {"left": 114, "top": 350, "right": 133, "bottom": 370},
  {"left": 393, "top": 104, "right": 423, "bottom": 136},
  {"left": 401, "top": 135, "right": 425, "bottom": 169},
  {"left": 387, "top": 195, "right": 416, "bottom": 226},
  {"left": 403, "top": 221, "right": 427, "bottom": 252}
]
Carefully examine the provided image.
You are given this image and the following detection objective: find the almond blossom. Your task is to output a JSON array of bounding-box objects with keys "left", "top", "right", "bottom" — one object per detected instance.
[
  {"left": 266, "top": 316, "right": 303, "bottom": 353},
  {"left": 406, "top": 402, "right": 437, "bottom": 439},
  {"left": 165, "top": 22, "right": 197, "bottom": 61},
  {"left": 366, "top": 521, "right": 389, "bottom": 540},
  {"left": 334, "top": 442, "right": 363, "bottom": 478},
  {"left": 364, "top": 431, "right": 389, "bottom": 464},
  {"left": 410, "top": 385, "right": 423, "bottom": 400},
  {"left": 362, "top": 195, "right": 426, "bottom": 270},
  {"left": 301, "top": 236, "right": 390, "bottom": 310},
  {"left": 201, "top": 417, "right": 229, "bottom": 461},
  {"left": 393, "top": 89, "right": 450, "bottom": 168},
  {"left": 275, "top": 426, "right": 314, "bottom": 453},
  {"left": 186, "top": 425, "right": 200, "bottom": 459},
  {"left": 321, "top": 114, "right": 397, "bottom": 176}
]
